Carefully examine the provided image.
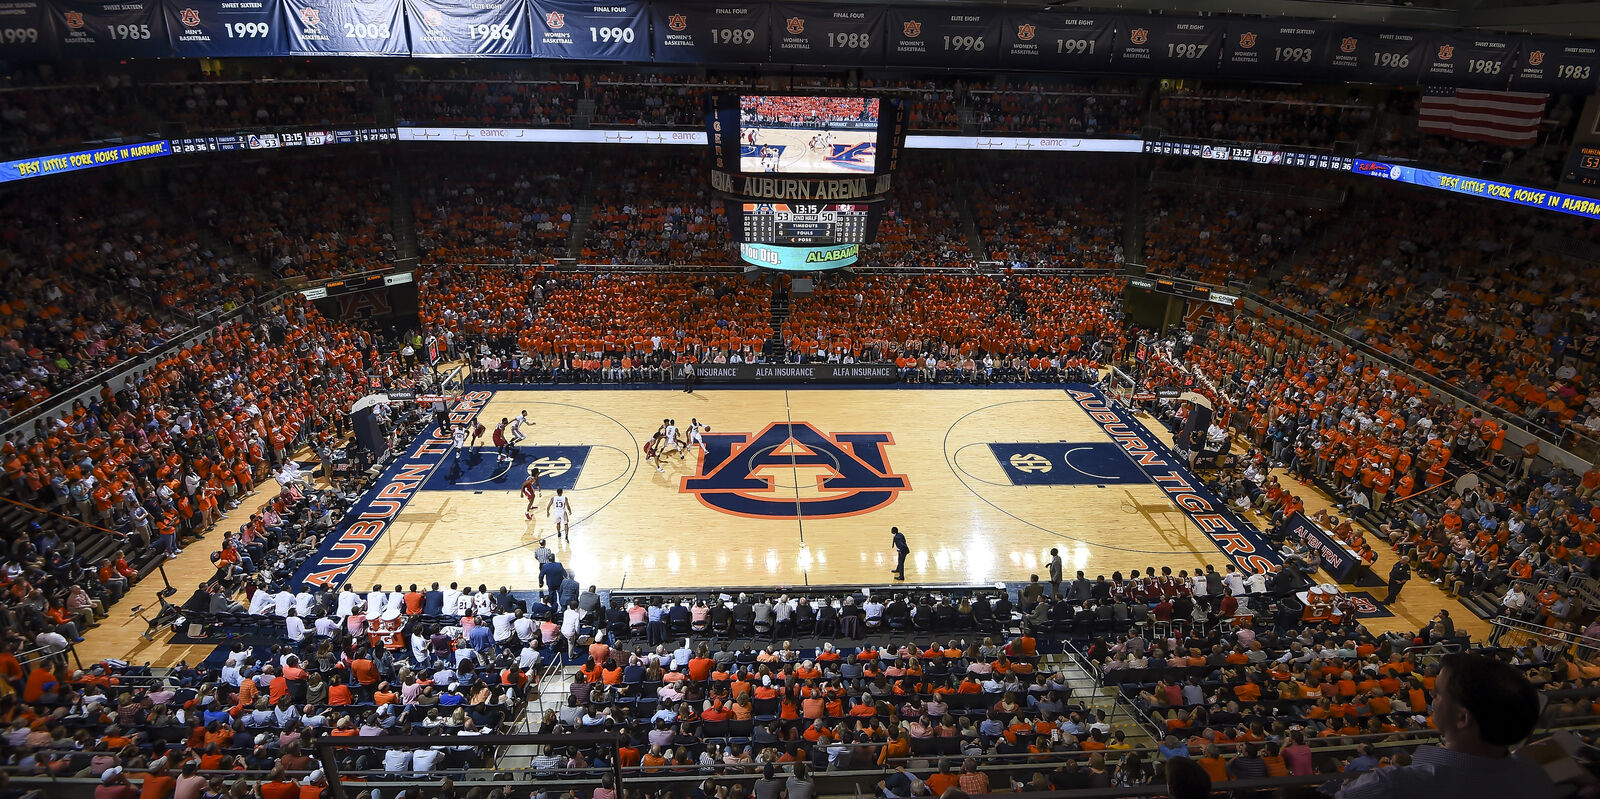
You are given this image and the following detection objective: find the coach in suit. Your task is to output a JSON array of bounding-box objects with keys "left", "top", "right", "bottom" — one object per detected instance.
[{"left": 423, "top": 583, "right": 444, "bottom": 616}]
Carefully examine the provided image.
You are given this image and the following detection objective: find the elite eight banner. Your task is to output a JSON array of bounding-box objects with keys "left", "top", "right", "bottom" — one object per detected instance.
[
  {"left": 280, "top": 0, "right": 408, "bottom": 55},
  {"left": 404, "top": 0, "right": 530, "bottom": 57}
]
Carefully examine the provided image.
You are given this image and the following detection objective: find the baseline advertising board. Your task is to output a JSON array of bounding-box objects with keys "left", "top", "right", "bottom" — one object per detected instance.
[
  {"left": 650, "top": 1, "right": 767, "bottom": 63},
  {"left": 884, "top": 6, "right": 1001, "bottom": 68},
  {"left": 50, "top": 0, "right": 168, "bottom": 58},
  {"left": 280, "top": 0, "right": 409, "bottom": 55},
  {"left": 995, "top": 12, "right": 1113, "bottom": 72},
  {"left": 0, "top": 0, "right": 59, "bottom": 60},
  {"left": 404, "top": 0, "right": 531, "bottom": 57},
  {"left": 163, "top": 0, "right": 282, "bottom": 57},
  {"left": 1110, "top": 16, "right": 1223, "bottom": 75},
  {"left": 528, "top": 0, "right": 648, "bottom": 60},
  {"left": 770, "top": 2, "right": 882, "bottom": 66},
  {"left": 695, "top": 362, "right": 896, "bottom": 383}
]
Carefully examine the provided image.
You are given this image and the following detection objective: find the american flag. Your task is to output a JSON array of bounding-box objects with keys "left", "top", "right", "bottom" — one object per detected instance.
[{"left": 1417, "top": 86, "right": 1548, "bottom": 147}]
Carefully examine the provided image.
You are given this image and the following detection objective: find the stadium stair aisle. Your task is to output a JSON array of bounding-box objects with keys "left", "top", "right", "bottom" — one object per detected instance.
[
  {"left": 74, "top": 475, "right": 289, "bottom": 668},
  {"left": 1044, "top": 652, "right": 1159, "bottom": 749},
  {"left": 1130, "top": 404, "right": 1492, "bottom": 642},
  {"left": 951, "top": 155, "right": 989, "bottom": 261},
  {"left": 565, "top": 168, "right": 601, "bottom": 258}
]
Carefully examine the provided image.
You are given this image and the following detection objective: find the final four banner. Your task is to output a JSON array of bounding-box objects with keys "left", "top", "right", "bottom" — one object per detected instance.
[
  {"left": 1511, "top": 38, "right": 1600, "bottom": 94},
  {"left": 883, "top": 7, "right": 1001, "bottom": 68},
  {"left": 528, "top": 0, "right": 648, "bottom": 60},
  {"left": 280, "top": 0, "right": 408, "bottom": 54},
  {"left": 163, "top": 0, "right": 282, "bottom": 57},
  {"left": 1219, "top": 20, "right": 1330, "bottom": 80},
  {"left": 995, "top": 13, "right": 1114, "bottom": 72},
  {"left": 1421, "top": 32, "right": 1520, "bottom": 89},
  {"left": 770, "top": 3, "right": 883, "bottom": 66},
  {"left": 0, "top": 0, "right": 58, "bottom": 60},
  {"left": 404, "top": 0, "right": 530, "bottom": 57},
  {"left": 650, "top": 1, "right": 768, "bottom": 63},
  {"left": 50, "top": 0, "right": 168, "bottom": 58},
  {"left": 1110, "top": 16, "right": 1223, "bottom": 74}
]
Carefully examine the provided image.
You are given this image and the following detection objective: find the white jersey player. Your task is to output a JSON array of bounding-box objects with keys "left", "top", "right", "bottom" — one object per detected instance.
[
  {"left": 510, "top": 410, "right": 531, "bottom": 445},
  {"left": 545, "top": 488, "right": 573, "bottom": 541},
  {"left": 452, "top": 425, "right": 468, "bottom": 461},
  {"left": 688, "top": 418, "right": 707, "bottom": 449}
]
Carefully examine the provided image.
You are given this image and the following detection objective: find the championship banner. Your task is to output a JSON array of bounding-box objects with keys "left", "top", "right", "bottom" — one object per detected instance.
[
  {"left": 1110, "top": 16, "right": 1223, "bottom": 74},
  {"left": 1282, "top": 512, "right": 1356, "bottom": 581},
  {"left": 50, "top": 0, "right": 169, "bottom": 58},
  {"left": 1511, "top": 38, "right": 1599, "bottom": 94},
  {"left": 0, "top": 0, "right": 57, "bottom": 60},
  {"left": 1220, "top": 20, "right": 1329, "bottom": 80},
  {"left": 995, "top": 12, "right": 1113, "bottom": 71},
  {"left": 1322, "top": 26, "right": 1424, "bottom": 85},
  {"left": 770, "top": 2, "right": 883, "bottom": 66},
  {"left": 404, "top": 0, "right": 530, "bottom": 56},
  {"left": 884, "top": 7, "right": 1000, "bottom": 68},
  {"left": 649, "top": 1, "right": 768, "bottom": 63},
  {"left": 1421, "top": 32, "right": 1519, "bottom": 89},
  {"left": 163, "top": 0, "right": 282, "bottom": 57},
  {"left": 528, "top": 0, "right": 648, "bottom": 60},
  {"left": 280, "top": 0, "right": 408, "bottom": 54}
]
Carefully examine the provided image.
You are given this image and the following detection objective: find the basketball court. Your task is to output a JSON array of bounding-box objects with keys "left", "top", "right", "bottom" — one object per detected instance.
[
  {"left": 295, "top": 385, "right": 1257, "bottom": 593},
  {"left": 739, "top": 126, "right": 878, "bottom": 174}
]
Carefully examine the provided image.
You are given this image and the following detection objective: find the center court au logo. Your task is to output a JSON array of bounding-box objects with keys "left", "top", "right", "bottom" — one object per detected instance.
[{"left": 682, "top": 422, "right": 909, "bottom": 518}]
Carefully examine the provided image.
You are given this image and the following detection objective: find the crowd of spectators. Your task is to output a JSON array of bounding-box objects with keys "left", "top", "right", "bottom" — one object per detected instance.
[
  {"left": 971, "top": 82, "right": 1143, "bottom": 136},
  {"left": 1143, "top": 173, "right": 1334, "bottom": 285},
  {"left": 418, "top": 266, "right": 773, "bottom": 368},
  {"left": 583, "top": 152, "right": 728, "bottom": 265},
  {"left": 414, "top": 151, "right": 584, "bottom": 265},
  {"left": 0, "top": 175, "right": 265, "bottom": 418},
  {"left": 396, "top": 77, "right": 575, "bottom": 126},
  {"left": 969, "top": 157, "right": 1125, "bottom": 269},
  {"left": 176, "top": 156, "right": 395, "bottom": 281},
  {"left": 865, "top": 155, "right": 971, "bottom": 269},
  {"left": 1157, "top": 86, "right": 1373, "bottom": 149}
]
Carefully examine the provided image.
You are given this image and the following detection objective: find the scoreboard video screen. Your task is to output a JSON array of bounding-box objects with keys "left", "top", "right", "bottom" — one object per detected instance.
[
  {"left": 739, "top": 96, "right": 880, "bottom": 175},
  {"left": 735, "top": 201, "right": 879, "bottom": 245}
]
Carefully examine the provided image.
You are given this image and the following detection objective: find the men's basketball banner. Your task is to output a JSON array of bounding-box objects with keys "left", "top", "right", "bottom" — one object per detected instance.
[
  {"left": 404, "top": 0, "right": 531, "bottom": 57},
  {"left": 0, "top": 0, "right": 58, "bottom": 60},
  {"left": 291, "top": 390, "right": 492, "bottom": 589},
  {"left": 50, "top": 0, "right": 169, "bottom": 57},
  {"left": 883, "top": 7, "right": 1001, "bottom": 68},
  {"left": 1281, "top": 512, "right": 1357, "bottom": 581},
  {"left": 162, "top": 0, "right": 282, "bottom": 57},
  {"left": 1065, "top": 385, "right": 1283, "bottom": 574},
  {"left": 649, "top": 1, "right": 767, "bottom": 63},
  {"left": 280, "top": 0, "right": 408, "bottom": 55},
  {"left": 681, "top": 421, "right": 909, "bottom": 518},
  {"left": 528, "top": 0, "right": 649, "bottom": 60}
]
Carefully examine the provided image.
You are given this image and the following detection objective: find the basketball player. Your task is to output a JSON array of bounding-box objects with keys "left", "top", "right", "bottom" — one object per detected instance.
[
  {"left": 468, "top": 418, "right": 486, "bottom": 448},
  {"left": 492, "top": 418, "right": 512, "bottom": 463},
  {"left": 665, "top": 419, "right": 683, "bottom": 461},
  {"left": 522, "top": 469, "right": 540, "bottom": 520},
  {"left": 546, "top": 488, "right": 573, "bottom": 540},
  {"left": 644, "top": 432, "right": 665, "bottom": 473},
  {"left": 452, "top": 423, "right": 468, "bottom": 463},
  {"left": 688, "top": 418, "right": 708, "bottom": 451},
  {"left": 760, "top": 145, "right": 779, "bottom": 173},
  {"left": 510, "top": 410, "right": 532, "bottom": 448}
]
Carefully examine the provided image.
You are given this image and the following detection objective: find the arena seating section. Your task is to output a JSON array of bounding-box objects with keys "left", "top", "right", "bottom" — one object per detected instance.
[{"left": 3, "top": 61, "right": 1600, "bottom": 799}]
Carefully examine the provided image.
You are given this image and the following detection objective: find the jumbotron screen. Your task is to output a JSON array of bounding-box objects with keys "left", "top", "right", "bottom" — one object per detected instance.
[
  {"left": 736, "top": 201, "right": 879, "bottom": 245},
  {"left": 738, "top": 95, "right": 881, "bottom": 175}
]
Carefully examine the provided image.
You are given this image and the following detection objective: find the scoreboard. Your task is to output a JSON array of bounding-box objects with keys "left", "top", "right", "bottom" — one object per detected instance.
[
  {"left": 739, "top": 202, "right": 875, "bottom": 244},
  {"left": 1564, "top": 145, "right": 1600, "bottom": 188}
]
